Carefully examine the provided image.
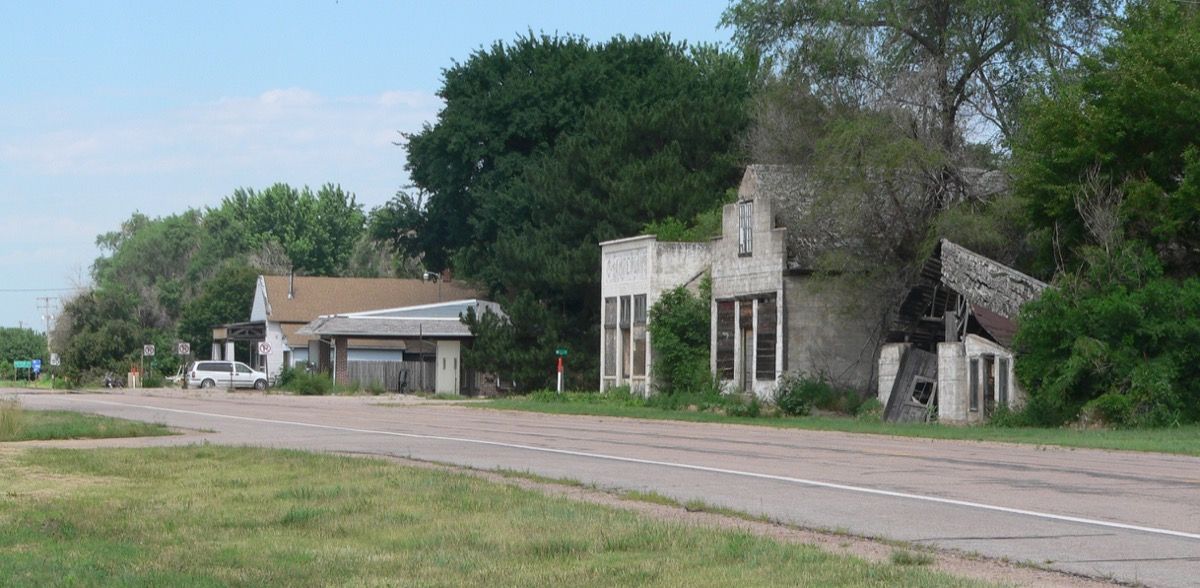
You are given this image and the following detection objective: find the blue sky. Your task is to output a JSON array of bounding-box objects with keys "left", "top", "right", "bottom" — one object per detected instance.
[{"left": 0, "top": 0, "right": 735, "bottom": 331}]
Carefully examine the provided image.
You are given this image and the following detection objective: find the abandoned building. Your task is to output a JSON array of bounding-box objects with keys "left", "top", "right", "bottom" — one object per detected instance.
[
  {"left": 597, "top": 165, "right": 880, "bottom": 397},
  {"left": 211, "top": 274, "right": 476, "bottom": 383},
  {"left": 598, "top": 235, "right": 710, "bottom": 392},
  {"left": 879, "top": 240, "right": 1048, "bottom": 423},
  {"left": 709, "top": 165, "right": 879, "bottom": 397}
]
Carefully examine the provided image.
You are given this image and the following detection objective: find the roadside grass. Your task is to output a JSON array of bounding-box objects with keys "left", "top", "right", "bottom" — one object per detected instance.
[
  {"left": 482, "top": 396, "right": 1200, "bottom": 457},
  {"left": 0, "top": 379, "right": 71, "bottom": 390},
  {"left": 0, "top": 401, "right": 172, "bottom": 442},
  {"left": 0, "top": 445, "right": 998, "bottom": 587}
]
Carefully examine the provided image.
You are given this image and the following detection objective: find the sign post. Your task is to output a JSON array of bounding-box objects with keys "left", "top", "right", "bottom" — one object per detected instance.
[
  {"left": 257, "top": 341, "right": 272, "bottom": 389},
  {"left": 554, "top": 348, "right": 568, "bottom": 394},
  {"left": 141, "top": 344, "right": 155, "bottom": 388}
]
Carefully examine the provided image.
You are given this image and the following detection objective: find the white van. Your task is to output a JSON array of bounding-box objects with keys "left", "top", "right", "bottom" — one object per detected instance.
[{"left": 185, "top": 360, "right": 268, "bottom": 390}]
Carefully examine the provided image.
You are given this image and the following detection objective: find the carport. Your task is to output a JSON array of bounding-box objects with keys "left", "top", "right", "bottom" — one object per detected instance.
[{"left": 296, "top": 299, "right": 504, "bottom": 395}]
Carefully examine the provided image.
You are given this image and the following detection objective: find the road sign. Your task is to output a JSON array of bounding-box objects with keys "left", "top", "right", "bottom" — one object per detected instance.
[
  {"left": 13, "top": 360, "right": 31, "bottom": 369},
  {"left": 176, "top": 342, "right": 191, "bottom": 355},
  {"left": 32, "top": 359, "right": 41, "bottom": 374},
  {"left": 49, "top": 353, "right": 61, "bottom": 367},
  {"left": 143, "top": 344, "right": 155, "bottom": 357},
  {"left": 257, "top": 341, "right": 271, "bottom": 355},
  {"left": 555, "top": 348, "right": 568, "bottom": 356}
]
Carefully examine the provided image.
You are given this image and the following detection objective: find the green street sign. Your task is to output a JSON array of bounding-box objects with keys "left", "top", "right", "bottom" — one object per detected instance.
[
  {"left": 13, "top": 360, "right": 32, "bottom": 369},
  {"left": 555, "top": 348, "right": 568, "bottom": 357}
]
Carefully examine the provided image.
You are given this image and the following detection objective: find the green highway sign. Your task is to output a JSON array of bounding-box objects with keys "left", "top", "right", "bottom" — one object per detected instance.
[
  {"left": 555, "top": 348, "right": 568, "bottom": 357},
  {"left": 13, "top": 360, "right": 32, "bottom": 369}
]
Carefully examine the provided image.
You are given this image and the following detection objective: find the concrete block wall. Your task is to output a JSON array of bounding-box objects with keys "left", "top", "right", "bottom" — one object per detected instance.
[
  {"left": 877, "top": 343, "right": 909, "bottom": 406},
  {"left": 937, "top": 342, "right": 969, "bottom": 423},
  {"left": 782, "top": 275, "right": 879, "bottom": 394}
]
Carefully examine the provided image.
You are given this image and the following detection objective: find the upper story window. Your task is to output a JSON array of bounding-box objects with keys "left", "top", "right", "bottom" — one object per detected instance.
[{"left": 738, "top": 200, "right": 753, "bottom": 256}]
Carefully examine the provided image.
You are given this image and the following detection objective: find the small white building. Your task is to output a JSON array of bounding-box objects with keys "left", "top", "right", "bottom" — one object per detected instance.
[
  {"left": 599, "top": 235, "right": 710, "bottom": 393},
  {"left": 211, "top": 275, "right": 476, "bottom": 382}
]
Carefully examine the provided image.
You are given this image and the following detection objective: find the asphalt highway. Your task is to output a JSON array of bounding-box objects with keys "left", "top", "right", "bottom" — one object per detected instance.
[{"left": 10, "top": 389, "right": 1200, "bottom": 587}]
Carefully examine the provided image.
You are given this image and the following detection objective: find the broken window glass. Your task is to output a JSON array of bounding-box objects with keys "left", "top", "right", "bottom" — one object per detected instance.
[{"left": 738, "top": 200, "right": 753, "bottom": 256}]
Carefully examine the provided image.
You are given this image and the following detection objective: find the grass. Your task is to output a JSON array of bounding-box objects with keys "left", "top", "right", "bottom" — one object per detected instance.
[
  {"left": 0, "top": 445, "right": 999, "bottom": 587},
  {"left": 0, "top": 401, "right": 173, "bottom": 442},
  {"left": 0, "top": 379, "right": 72, "bottom": 390},
  {"left": 482, "top": 395, "right": 1200, "bottom": 457}
]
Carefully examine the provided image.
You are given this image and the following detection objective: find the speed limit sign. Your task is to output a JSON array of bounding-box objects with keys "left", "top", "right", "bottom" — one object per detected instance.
[{"left": 257, "top": 341, "right": 271, "bottom": 355}]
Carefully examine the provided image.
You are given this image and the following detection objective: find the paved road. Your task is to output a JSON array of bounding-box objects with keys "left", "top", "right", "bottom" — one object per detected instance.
[{"left": 9, "top": 389, "right": 1200, "bottom": 587}]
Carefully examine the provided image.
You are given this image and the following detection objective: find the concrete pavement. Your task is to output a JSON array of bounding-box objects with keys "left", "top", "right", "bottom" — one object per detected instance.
[{"left": 8, "top": 389, "right": 1200, "bottom": 587}]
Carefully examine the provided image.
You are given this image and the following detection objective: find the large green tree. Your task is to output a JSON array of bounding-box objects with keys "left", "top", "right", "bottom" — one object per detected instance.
[
  {"left": 1011, "top": 1, "right": 1200, "bottom": 426},
  {"left": 1016, "top": 0, "right": 1200, "bottom": 275},
  {"left": 400, "top": 34, "right": 757, "bottom": 385}
]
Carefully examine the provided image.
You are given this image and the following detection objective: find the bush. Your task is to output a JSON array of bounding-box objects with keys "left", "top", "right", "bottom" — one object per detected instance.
[
  {"left": 285, "top": 372, "right": 333, "bottom": 396},
  {"left": 141, "top": 372, "right": 165, "bottom": 388},
  {"left": 855, "top": 398, "right": 883, "bottom": 421},
  {"left": 648, "top": 285, "right": 712, "bottom": 395},
  {"left": 276, "top": 365, "right": 297, "bottom": 388},
  {"left": 1015, "top": 245, "right": 1200, "bottom": 427},
  {"left": 773, "top": 372, "right": 864, "bottom": 416},
  {"left": 724, "top": 394, "right": 762, "bottom": 418}
]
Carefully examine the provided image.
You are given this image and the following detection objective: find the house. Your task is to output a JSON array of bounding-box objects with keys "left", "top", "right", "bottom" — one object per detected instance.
[
  {"left": 879, "top": 240, "right": 1048, "bottom": 423},
  {"left": 297, "top": 299, "right": 504, "bottom": 395},
  {"left": 210, "top": 275, "right": 476, "bottom": 381},
  {"left": 599, "top": 235, "right": 710, "bottom": 393}
]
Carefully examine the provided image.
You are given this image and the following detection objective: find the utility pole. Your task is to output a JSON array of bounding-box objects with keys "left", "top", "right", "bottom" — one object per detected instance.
[{"left": 37, "top": 297, "right": 57, "bottom": 374}]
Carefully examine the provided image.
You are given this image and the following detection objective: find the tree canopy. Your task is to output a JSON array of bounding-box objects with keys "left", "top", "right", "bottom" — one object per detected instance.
[{"left": 396, "top": 33, "right": 757, "bottom": 387}]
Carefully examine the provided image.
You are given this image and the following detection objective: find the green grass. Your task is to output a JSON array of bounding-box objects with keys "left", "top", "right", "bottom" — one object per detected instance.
[
  {"left": 0, "top": 445, "right": 998, "bottom": 587},
  {"left": 0, "top": 379, "right": 71, "bottom": 390},
  {"left": 482, "top": 397, "right": 1200, "bottom": 456},
  {"left": 0, "top": 402, "right": 172, "bottom": 442}
]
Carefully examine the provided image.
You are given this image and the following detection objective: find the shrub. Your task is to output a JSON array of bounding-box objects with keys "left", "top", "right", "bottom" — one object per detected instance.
[
  {"left": 773, "top": 372, "right": 864, "bottom": 416},
  {"left": 724, "top": 394, "right": 762, "bottom": 418},
  {"left": 1015, "top": 245, "right": 1200, "bottom": 427},
  {"left": 286, "top": 372, "right": 333, "bottom": 396},
  {"left": 276, "top": 365, "right": 297, "bottom": 388},
  {"left": 647, "top": 285, "right": 712, "bottom": 395},
  {"left": 855, "top": 398, "right": 884, "bottom": 421},
  {"left": 141, "top": 372, "right": 165, "bottom": 388}
]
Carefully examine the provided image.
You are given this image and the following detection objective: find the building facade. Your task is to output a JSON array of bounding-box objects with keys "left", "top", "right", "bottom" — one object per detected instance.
[{"left": 599, "top": 235, "right": 710, "bottom": 393}]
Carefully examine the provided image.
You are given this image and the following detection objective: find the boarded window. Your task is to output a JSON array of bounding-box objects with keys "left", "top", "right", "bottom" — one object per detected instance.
[
  {"left": 604, "top": 297, "right": 617, "bottom": 327},
  {"left": 633, "top": 294, "right": 647, "bottom": 325},
  {"left": 969, "top": 358, "right": 980, "bottom": 412},
  {"left": 755, "top": 295, "right": 777, "bottom": 381},
  {"left": 603, "top": 327, "right": 616, "bottom": 377},
  {"left": 716, "top": 300, "right": 735, "bottom": 379},
  {"left": 632, "top": 326, "right": 646, "bottom": 376},
  {"left": 738, "top": 201, "right": 753, "bottom": 256},
  {"left": 998, "top": 356, "right": 1010, "bottom": 407}
]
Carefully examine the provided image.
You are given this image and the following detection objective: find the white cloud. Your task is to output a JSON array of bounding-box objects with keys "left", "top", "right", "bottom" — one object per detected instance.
[{"left": 0, "top": 87, "right": 442, "bottom": 197}]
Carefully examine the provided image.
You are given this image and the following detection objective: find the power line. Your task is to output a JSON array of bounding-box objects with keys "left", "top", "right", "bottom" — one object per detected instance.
[{"left": 0, "top": 287, "right": 78, "bottom": 292}]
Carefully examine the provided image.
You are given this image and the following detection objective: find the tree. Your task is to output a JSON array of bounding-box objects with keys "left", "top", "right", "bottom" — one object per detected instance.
[
  {"left": 647, "top": 285, "right": 712, "bottom": 394},
  {"left": 401, "top": 34, "right": 757, "bottom": 383},
  {"left": 177, "top": 264, "right": 260, "bottom": 356},
  {"left": 724, "top": 0, "right": 1116, "bottom": 152},
  {"left": 1015, "top": 0, "right": 1200, "bottom": 275},
  {"left": 0, "top": 328, "right": 46, "bottom": 379}
]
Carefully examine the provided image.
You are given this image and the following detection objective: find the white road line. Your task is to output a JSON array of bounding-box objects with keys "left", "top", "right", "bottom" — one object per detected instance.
[{"left": 63, "top": 396, "right": 1200, "bottom": 542}]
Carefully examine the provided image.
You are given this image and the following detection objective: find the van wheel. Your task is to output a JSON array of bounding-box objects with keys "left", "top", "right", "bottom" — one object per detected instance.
[
  {"left": 254, "top": 379, "right": 267, "bottom": 391},
  {"left": 201, "top": 379, "right": 215, "bottom": 389}
]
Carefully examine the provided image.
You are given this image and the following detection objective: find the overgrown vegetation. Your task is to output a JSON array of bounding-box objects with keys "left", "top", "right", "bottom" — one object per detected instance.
[
  {"left": 647, "top": 284, "right": 714, "bottom": 396},
  {"left": 1010, "top": 1, "right": 1200, "bottom": 427},
  {"left": 0, "top": 403, "right": 172, "bottom": 442},
  {"left": 0, "top": 446, "right": 996, "bottom": 587}
]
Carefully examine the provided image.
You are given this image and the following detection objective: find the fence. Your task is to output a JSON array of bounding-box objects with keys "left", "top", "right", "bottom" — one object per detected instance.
[{"left": 347, "top": 360, "right": 435, "bottom": 393}]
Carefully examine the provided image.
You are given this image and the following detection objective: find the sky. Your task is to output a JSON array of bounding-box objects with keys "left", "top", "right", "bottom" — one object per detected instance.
[{"left": 0, "top": 0, "right": 736, "bottom": 331}]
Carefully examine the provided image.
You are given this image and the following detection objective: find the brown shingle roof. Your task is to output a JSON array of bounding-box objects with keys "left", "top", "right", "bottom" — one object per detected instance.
[{"left": 263, "top": 276, "right": 479, "bottom": 324}]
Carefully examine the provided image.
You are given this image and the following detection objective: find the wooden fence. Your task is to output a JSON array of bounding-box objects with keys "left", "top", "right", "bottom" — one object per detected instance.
[{"left": 347, "top": 360, "right": 435, "bottom": 392}]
